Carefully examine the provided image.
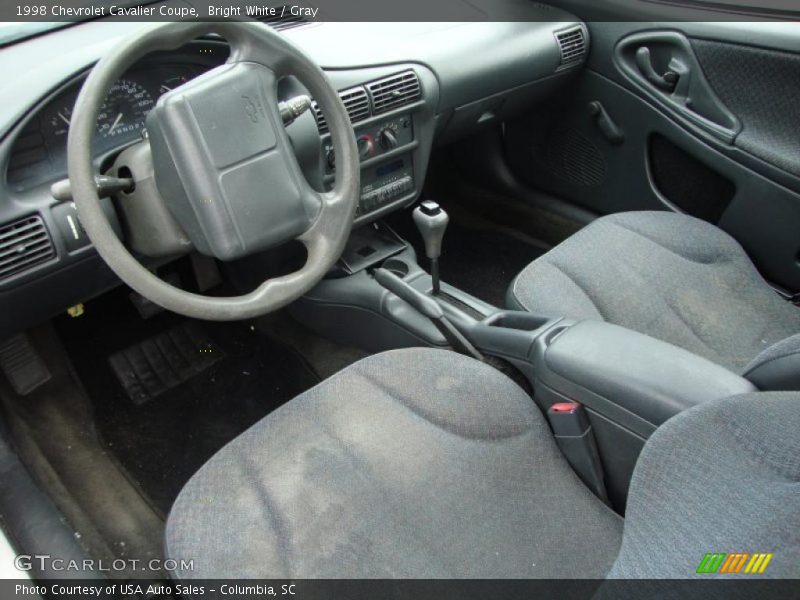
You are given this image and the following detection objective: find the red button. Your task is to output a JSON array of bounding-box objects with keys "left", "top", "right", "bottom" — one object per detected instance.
[{"left": 549, "top": 402, "right": 579, "bottom": 414}]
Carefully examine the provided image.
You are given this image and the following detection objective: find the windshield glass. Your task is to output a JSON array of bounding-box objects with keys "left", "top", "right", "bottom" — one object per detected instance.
[{"left": 0, "top": 22, "right": 71, "bottom": 46}]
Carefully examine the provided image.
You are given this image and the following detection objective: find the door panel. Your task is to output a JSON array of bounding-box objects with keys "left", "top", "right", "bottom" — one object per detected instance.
[
  {"left": 504, "top": 22, "right": 800, "bottom": 292},
  {"left": 690, "top": 38, "right": 800, "bottom": 178}
]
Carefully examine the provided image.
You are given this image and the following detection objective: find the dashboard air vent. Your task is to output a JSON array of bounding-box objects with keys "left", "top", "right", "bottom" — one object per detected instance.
[
  {"left": 367, "top": 71, "right": 421, "bottom": 115},
  {"left": 555, "top": 27, "right": 587, "bottom": 69},
  {"left": 0, "top": 215, "right": 55, "bottom": 282},
  {"left": 312, "top": 86, "right": 370, "bottom": 134}
]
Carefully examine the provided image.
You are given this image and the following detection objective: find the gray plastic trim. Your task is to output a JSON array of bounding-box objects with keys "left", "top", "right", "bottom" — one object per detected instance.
[
  {"left": 534, "top": 320, "right": 756, "bottom": 437},
  {"left": 614, "top": 30, "right": 741, "bottom": 143}
]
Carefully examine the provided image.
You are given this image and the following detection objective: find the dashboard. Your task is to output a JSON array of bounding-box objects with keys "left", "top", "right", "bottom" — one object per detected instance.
[{"left": 0, "top": 10, "right": 588, "bottom": 339}]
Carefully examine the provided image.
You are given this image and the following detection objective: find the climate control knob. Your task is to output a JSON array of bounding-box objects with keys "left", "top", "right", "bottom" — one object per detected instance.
[
  {"left": 357, "top": 136, "right": 374, "bottom": 159},
  {"left": 378, "top": 128, "right": 399, "bottom": 150}
]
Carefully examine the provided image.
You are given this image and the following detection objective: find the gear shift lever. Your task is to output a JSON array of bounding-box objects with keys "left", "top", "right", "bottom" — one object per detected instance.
[{"left": 413, "top": 200, "right": 449, "bottom": 295}]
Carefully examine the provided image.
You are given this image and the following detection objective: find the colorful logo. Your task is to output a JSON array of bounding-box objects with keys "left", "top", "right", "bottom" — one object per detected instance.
[{"left": 696, "top": 552, "right": 773, "bottom": 575}]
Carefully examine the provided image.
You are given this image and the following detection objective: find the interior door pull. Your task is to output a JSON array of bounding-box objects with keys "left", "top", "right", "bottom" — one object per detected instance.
[{"left": 635, "top": 47, "right": 679, "bottom": 93}]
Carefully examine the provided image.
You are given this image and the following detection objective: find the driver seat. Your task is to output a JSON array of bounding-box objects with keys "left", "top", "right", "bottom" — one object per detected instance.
[{"left": 165, "top": 348, "right": 800, "bottom": 579}]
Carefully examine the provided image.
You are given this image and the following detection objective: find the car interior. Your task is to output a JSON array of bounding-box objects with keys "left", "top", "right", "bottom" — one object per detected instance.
[{"left": 0, "top": 2, "right": 798, "bottom": 589}]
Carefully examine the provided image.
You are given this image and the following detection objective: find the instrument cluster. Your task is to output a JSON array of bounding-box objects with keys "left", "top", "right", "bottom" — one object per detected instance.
[{"left": 7, "top": 63, "right": 214, "bottom": 191}]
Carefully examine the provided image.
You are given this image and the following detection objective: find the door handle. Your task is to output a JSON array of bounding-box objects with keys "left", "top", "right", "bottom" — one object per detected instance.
[
  {"left": 635, "top": 47, "right": 679, "bottom": 93},
  {"left": 615, "top": 31, "right": 741, "bottom": 143}
]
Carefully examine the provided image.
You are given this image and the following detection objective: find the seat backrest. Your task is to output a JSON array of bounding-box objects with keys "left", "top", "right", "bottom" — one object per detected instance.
[{"left": 607, "top": 391, "right": 800, "bottom": 579}]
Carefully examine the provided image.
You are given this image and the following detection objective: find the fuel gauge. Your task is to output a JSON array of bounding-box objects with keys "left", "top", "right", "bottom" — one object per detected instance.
[{"left": 46, "top": 104, "right": 73, "bottom": 140}]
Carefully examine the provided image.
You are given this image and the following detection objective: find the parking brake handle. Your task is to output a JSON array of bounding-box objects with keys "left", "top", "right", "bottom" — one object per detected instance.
[{"left": 374, "top": 268, "right": 483, "bottom": 361}]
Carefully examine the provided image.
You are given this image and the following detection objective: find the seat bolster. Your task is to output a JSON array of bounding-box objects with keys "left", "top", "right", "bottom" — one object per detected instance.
[
  {"left": 744, "top": 333, "right": 800, "bottom": 391},
  {"left": 607, "top": 392, "right": 800, "bottom": 579},
  {"left": 509, "top": 258, "right": 605, "bottom": 320}
]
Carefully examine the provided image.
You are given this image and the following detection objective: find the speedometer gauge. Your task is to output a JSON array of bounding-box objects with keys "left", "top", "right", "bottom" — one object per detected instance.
[{"left": 96, "top": 79, "right": 154, "bottom": 140}]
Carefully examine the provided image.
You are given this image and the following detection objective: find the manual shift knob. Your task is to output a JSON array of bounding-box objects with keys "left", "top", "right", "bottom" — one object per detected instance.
[
  {"left": 413, "top": 200, "right": 449, "bottom": 260},
  {"left": 413, "top": 200, "right": 449, "bottom": 295}
]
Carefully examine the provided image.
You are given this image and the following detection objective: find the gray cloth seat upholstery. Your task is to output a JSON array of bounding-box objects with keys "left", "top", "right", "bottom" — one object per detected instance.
[
  {"left": 165, "top": 348, "right": 800, "bottom": 579},
  {"left": 607, "top": 391, "right": 800, "bottom": 579},
  {"left": 508, "top": 211, "right": 800, "bottom": 386},
  {"left": 165, "top": 348, "right": 624, "bottom": 578}
]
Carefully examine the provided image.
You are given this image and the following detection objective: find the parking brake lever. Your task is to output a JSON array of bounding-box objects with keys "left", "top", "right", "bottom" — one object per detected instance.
[{"left": 374, "top": 268, "right": 483, "bottom": 361}]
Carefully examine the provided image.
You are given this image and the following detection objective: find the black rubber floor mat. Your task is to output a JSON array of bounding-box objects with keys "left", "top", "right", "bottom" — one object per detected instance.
[
  {"left": 108, "top": 322, "right": 224, "bottom": 405},
  {"left": 56, "top": 290, "right": 319, "bottom": 515}
]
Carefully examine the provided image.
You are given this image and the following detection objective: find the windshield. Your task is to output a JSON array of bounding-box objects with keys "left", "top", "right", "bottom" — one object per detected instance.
[{"left": 0, "top": 22, "right": 71, "bottom": 46}]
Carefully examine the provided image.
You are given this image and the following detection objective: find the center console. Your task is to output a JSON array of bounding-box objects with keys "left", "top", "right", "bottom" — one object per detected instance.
[
  {"left": 531, "top": 320, "right": 756, "bottom": 509},
  {"left": 356, "top": 154, "right": 415, "bottom": 217},
  {"left": 318, "top": 65, "right": 439, "bottom": 226},
  {"left": 324, "top": 114, "right": 416, "bottom": 218}
]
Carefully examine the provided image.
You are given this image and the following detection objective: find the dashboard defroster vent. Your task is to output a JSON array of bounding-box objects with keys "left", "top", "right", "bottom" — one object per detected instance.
[
  {"left": 555, "top": 27, "right": 587, "bottom": 69},
  {"left": 367, "top": 71, "right": 421, "bottom": 115},
  {"left": 0, "top": 215, "right": 55, "bottom": 282},
  {"left": 312, "top": 86, "right": 370, "bottom": 134},
  {"left": 258, "top": 7, "right": 312, "bottom": 31}
]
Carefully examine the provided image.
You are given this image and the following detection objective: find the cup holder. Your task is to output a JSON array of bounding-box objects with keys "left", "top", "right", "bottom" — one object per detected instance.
[{"left": 382, "top": 258, "right": 409, "bottom": 278}]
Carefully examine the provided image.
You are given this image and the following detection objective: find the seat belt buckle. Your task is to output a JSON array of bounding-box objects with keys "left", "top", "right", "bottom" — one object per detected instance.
[
  {"left": 547, "top": 401, "right": 609, "bottom": 504},
  {"left": 549, "top": 402, "right": 590, "bottom": 435}
]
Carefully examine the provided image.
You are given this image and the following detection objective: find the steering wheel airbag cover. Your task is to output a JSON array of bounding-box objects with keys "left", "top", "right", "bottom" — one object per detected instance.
[{"left": 147, "top": 61, "right": 317, "bottom": 260}]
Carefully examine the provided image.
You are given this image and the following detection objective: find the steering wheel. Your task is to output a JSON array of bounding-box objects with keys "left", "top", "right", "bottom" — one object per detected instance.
[{"left": 67, "top": 21, "right": 359, "bottom": 320}]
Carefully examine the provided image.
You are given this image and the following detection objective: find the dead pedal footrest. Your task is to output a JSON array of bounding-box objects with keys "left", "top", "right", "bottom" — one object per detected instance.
[{"left": 0, "top": 333, "right": 52, "bottom": 396}]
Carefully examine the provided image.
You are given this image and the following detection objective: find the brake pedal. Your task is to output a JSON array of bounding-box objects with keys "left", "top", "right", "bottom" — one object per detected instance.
[{"left": 0, "top": 333, "right": 52, "bottom": 395}]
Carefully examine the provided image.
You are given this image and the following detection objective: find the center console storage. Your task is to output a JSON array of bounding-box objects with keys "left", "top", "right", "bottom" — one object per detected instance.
[{"left": 532, "top": 320, "right": 757, "bottom": 509}]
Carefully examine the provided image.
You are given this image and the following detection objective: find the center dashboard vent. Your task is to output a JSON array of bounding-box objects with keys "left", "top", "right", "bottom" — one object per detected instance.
[
  {"left": 312, "top": 86, "right": 370, "bottom": 134},
  {"left": 555, "top": 26, "right": 587, "bottom": 69},
  {"left": 366, "top": 70, "right": 422, "bottom": 115},
  {"left": 310, "top": 70, "right": 421, "bottom": 135},
  {"left": 0, "top": 215, "right": 55, "bottom": 282}
]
